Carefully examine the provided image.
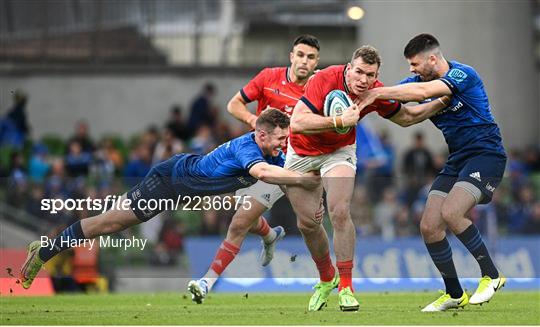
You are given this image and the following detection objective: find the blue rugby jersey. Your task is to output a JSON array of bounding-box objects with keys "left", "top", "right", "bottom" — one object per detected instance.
[
  {"left": 171, "top": 132, "right": 285, "bottom": 195},
  {"left": 400, "top": 60, "right": 506, "bottom": 162}
]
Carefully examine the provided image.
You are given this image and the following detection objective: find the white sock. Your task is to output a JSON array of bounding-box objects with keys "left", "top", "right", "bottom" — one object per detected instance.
[
  {"left": 262, "top": 227, "right": 277, "bottom": 244},
  {"left": 202, "top": 270, "right": 219, "bottom": 291}
]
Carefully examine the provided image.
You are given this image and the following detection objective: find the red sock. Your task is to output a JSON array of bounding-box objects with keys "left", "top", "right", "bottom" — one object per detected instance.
[
  {"left": 313, "top": 252, "right": 335, "bottom": 282},
  {"left": 252, "top": 217, "right": 271, "bottom": 237},
  {"left": 210, "top": 240, "right": 240, "bottom": 275},
  {"left": 337, "top": 260, "right": 353, "bottom": 291}
]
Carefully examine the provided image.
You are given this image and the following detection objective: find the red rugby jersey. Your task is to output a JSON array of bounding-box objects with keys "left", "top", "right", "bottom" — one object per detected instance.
[
  {"left": 240, "top": 67, "right": 304, "bottom": 117},
  {"left": 290, "top": 65, "right": 401, "bottom": 156}
]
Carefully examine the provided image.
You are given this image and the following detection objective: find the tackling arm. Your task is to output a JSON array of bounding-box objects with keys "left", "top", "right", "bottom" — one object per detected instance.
[
  {"left": 390, "top": 95, "right": 451, "bottom": 127},
  {"left": 373, "top": 80, "right": 451, "bottom": 102},
  {"left": 249, "top": 162, "right": 319, "bottom": 188},
  {"left": 357, "top": 80, "right": 452, "bottom": 108}
]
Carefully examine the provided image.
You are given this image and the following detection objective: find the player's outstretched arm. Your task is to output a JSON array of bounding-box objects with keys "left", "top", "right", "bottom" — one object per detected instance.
[
  {"left": 290, "top": 100, "right": 359, "bottom": 134},
  {"left": 227, "top": 91, "right": 258, "bottom": 129},
  {"left": 249, "top": 162, "right": 320, "bottom": 189},
  {"left": 390, "top": 95, "right": 451, "bottom": 127},
  {"left": 357, "top": 80, "right": 452, "bottom": 108}
]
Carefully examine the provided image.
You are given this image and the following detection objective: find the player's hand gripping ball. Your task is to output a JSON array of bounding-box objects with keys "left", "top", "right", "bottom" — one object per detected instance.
[{"left": 323, "top": 90, "right": 353, "bottom": 134}]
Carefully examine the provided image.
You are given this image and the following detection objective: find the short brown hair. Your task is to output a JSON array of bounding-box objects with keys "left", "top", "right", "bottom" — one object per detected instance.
[
  {"left": 256, "top": 108, "right": 290, "bottom": 131},
  {"left": 351, "top": 45, "right": 381, "bottom": 67}
]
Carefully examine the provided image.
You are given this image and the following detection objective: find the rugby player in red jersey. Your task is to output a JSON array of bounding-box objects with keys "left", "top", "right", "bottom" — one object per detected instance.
[
  {"left": 287, "top": 45, "right": 450, "bottom": 311},
  {"left": 188, "top": 35, "right": 321, "bottom": 303}
]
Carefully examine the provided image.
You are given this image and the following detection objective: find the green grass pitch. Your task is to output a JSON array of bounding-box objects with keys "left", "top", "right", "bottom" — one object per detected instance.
[{"left": 1, "top": 291, "right": 539, "bottom": 325}]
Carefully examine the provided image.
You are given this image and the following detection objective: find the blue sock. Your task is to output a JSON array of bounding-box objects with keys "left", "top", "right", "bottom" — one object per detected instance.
[
  {"left": 426, "top": 238, "right": 463, "bottom": 298},
  {"left": 38, "top": 220, "right": 86, "bottom": 262},
  {"left": 456, "top": 224, "right": 499, "bottom": 279}
]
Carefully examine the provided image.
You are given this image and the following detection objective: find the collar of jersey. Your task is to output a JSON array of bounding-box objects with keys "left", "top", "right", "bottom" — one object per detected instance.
[
  {"left": 286, "top": 67, "right": 292, "bottom": 83},
  {"left": 342, "top": 65, "right": 351, "bottom": 94}
]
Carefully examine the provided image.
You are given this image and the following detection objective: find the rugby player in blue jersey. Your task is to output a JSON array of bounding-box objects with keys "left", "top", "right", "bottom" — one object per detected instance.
[
  {"left": 356, "top": 34, "right": 506, "bottom": 312},
  {"left": 19, "top": 109, "right": 319, "bottom": 290}
]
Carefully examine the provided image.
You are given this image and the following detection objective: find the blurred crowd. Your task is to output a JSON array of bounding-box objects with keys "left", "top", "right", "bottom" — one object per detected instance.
[
  {"left": 1, "top": 84, "right": 247, "bottom": 268},
  {"left": 1, "top": 85, "right": 539, "bottom": 264},
  {"left": 351, "top": 132, "right": 540, "bottom": 239}
]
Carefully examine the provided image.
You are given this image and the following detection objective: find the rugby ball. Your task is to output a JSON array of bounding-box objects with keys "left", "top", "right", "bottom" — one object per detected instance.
[{"left": 323, "top": 90, "right": 353, "bottom": 134}]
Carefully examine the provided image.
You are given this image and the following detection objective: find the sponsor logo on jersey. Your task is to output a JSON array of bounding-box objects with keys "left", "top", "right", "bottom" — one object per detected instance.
[
  {"left": 469, "top": 171, "right": 481, "bottom": 182},
  {"left": 448, "top": 69, "right": 468, "bottom": 84},
  {"left": 262, "top": 193, "right": 271, "bottom": 203},
  {"left": 436, "top": 101, "right": 463, "bottom": 116},
  {"left": 449, "top": 101, "right": 463, "bottom": 112}
]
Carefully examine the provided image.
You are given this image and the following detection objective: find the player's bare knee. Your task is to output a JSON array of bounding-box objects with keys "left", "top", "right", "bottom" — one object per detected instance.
[
  {"left": 297, "top": 217, "right": 320, "bottom": 235},
  {"left": 296, "top": 222, "right": 315, "bottom": 235},
  {"left": 420, "top": 218, "right": 436, "bottom": 237},
  {"left": 228, "top": 218, "right": 251, "bottom": 236},
  {"left": 328, "top": 203, "right": 350, "bottom": 227},
  {"left": 440, "top": 203, "right": 461, "bottom": 224}
]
